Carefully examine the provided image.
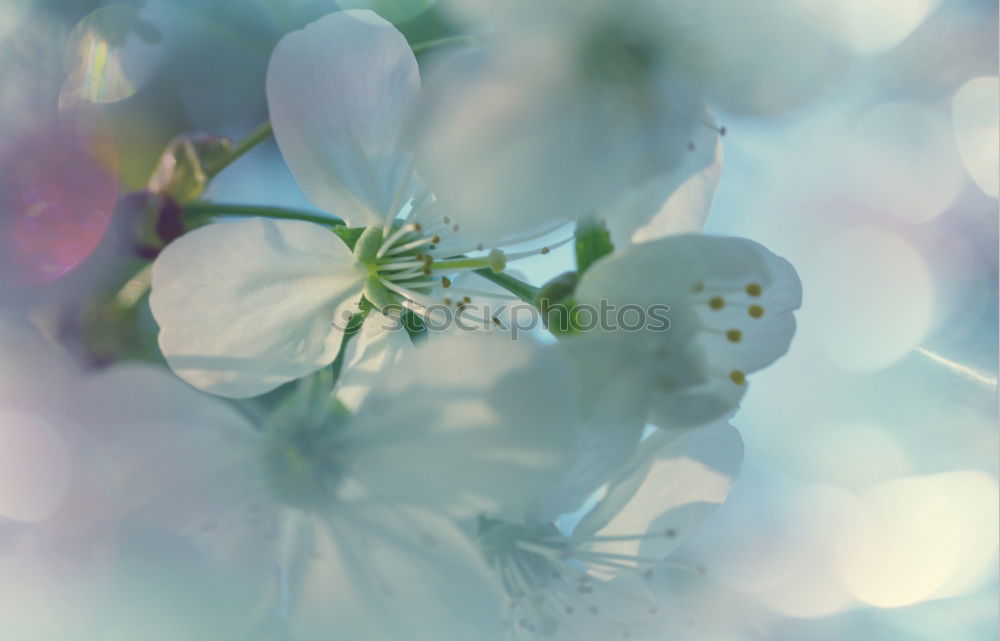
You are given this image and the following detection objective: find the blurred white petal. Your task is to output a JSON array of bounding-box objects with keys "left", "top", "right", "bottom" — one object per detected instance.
[
  {"left": 293, "top": 504, "right": 502, "bottom": 641},
  {"left": 350, "top": 333, "right": 577, "bottom": 520},
  {"left": 334, "top": 311, "right": 413, "bottom": 412},
  {"left": 603, "top": 120, "right": 723, "bottom": 246},
  {"left": 575, "top": 421, "right": 743, "bottom": 565}
]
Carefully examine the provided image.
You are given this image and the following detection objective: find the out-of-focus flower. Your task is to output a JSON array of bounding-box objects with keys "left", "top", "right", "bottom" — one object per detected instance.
[
  {"left": 416, "top": 0, "right": 841, "bottom": 242},
  {"left": 415, "top": 0, "right": 722, "bottom": 241},
  {"left": 477, "top": 420, "right": 743, "bottom": 640},
  {"left": 150, "top": 10, "right": 566, "bottom": 398},
  {"left": 1, "top": 331, "right": 581, "bottom": 640},
  {"left": 565, "top": 234, "right": 801, "bottom": 429}
]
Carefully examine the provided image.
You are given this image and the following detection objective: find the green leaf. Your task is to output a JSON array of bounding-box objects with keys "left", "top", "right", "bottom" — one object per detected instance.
[{"left": 574, "top": 218, "right": 614, "bottom": 276}]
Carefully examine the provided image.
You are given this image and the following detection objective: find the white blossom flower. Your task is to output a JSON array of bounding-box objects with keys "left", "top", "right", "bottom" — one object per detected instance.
[
  {"left": 2, "top": 332, "right": 581, "bottom": 641},
  {"left": 477, "top": 420, "right": 744, "bottom": 640},
  {"left": 150, "top": 10, "right": 564, "bottom": 398},
  {"left": 413, "top": 0, "right": 725, "bottom": 241},
  {"left": 566, "top": 234, "right": 801, "bottom": 428}
]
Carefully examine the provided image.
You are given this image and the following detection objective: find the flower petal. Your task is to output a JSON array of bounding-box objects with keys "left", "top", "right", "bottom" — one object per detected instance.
[
  {"left": 79, "top": 366, "right": 278, "bottom": 588},
  {"left": 266, "top": 10, "right": 421, "bottom": 226},
  {"left": 334, "top": 311, "right": 413, "bottom": 413},
  {"left": 348, "top": 333, "right": 577, "bottom": 520},
  {"left": 574, "top": 421, "right": 744, "bottom": 567},
  {"left": 603, "top": 114, "right": 723, "bottom": 246},
  {"left": 11, "top": 365, "right": 280, "bottom": 638},
  {"left": 287, "top": 503, "right": 503, "bottom": 641},
  {"left": 150, "top": 217, "right": 366, "bottom": 398}
]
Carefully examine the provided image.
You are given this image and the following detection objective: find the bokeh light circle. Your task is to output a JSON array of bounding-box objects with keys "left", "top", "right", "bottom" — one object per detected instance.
[
  {"left": 808, "top": 0, "right": 938, "bottom": 54},
  {"left": 803, "top": 226, "right": 934, "bottom": 373},
  {"left": 59, "top": 4, "right": 164, "bottom": 109},
  {"left": 951, "top": 76, "right": 999, "bottom": 198},
  {"left": 0, "top": 130, "right": 118, "bottom": 285},
  {"left": 837, "top": 471, "right": 1000, "bottom": 608},
  {"left": 855, "top": 102, "right": 964, "bottom": 223}
]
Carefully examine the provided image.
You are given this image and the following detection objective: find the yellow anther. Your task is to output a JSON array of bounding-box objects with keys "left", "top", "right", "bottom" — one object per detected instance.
[
  {"left": 726, "top": 329, "right": 742, "bottom": 343},
  {"left": 748, "top": 305, "right": 764, "bottom": 318},
  {"left": 440, "top": 276, "right": 452, "bottom": 288},
  {"left": 746, "top": 283, "right": 762, "bottom": 297},
  {"left": 709, "top": 297, "right": 725, "bottom": 310},
  {"left": 729, "top": 370, "right": 746, "bottom": 385},
  {"left": 541, "top": 247, "right": 550, "bottom": 255}
]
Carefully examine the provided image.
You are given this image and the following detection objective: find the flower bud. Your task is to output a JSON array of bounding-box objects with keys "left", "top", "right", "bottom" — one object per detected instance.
[{"left": 146, "top": 132, "right": 233, "bottom": 204}]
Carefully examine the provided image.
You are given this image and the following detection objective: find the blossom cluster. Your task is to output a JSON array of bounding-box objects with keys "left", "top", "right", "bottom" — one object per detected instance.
[{"left": 2, "top": 6, "right": 804, "bottom": 641}]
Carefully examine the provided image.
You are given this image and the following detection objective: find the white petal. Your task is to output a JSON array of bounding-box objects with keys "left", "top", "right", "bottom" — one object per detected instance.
[
  {"left": 348, "top": 333, "right": 577, "bottom": 520},
  {"left": 334, "top": 311, "right": 413, "bottom": 412},
  {"left": 603, "top": 117, "right": 722, "bottom": 246},
  {"left": 267, "top": 10, "right": 421, "bottom": 226},
  {"left": 288, "top": 503, "right": 503, "bottom": 641},
  {"left": 150, "top": 218, "right": 366, "bottom": 398},
  {"left": 574, "top": 421, "right": 744, "bottom": 567}
]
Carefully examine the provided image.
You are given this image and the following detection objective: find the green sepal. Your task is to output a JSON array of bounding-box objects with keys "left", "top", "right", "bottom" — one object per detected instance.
[
  {"left": 574, "top": 218, "right": 614, "bottom": 276},
  {"left": 363, "top": 276, "right": 399, "bottom": 313},
  {"left": 333, "top": 226, "right": 367, "bottom": 251},
  {"left": 353, "top": 226, "right": 385, "bottom": 263},
  {"left": 537, "top": 271, "right": 579, "bottom": 335}
]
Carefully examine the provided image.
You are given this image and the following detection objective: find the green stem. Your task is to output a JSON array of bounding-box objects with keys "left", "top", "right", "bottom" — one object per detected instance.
[
  {"left": 205, "top": 121, "right": 274, "bottom": 178},
  {"left": 411, "top": 33, "right": 483, "bottom": 54},
  {"left": 184, "top": 202, "right": 344, "bottom": 227},
  {"left": 475, "top": 269, "right": 540, "bottom": 306}
]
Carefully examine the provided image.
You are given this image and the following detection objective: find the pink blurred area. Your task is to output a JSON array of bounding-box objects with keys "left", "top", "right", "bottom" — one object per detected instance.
[{"left": 1, "top": 128, "right": 118, "bottom": 286}]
